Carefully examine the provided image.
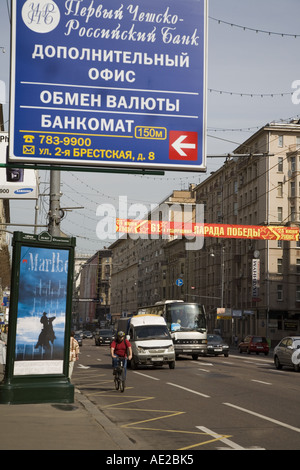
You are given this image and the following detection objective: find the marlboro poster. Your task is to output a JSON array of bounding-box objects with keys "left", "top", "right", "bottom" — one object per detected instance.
[{"left": 14, "top": 245, "right": 70, "bottom": 376}]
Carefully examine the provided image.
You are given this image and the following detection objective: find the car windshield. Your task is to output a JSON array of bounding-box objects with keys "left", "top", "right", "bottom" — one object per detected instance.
[
  {"left": 207, "top": 335, "right": 223, "bottom": 342},
  {"left": 134, "top": 325, "right": 171, "bottom": 340},
  {"left": 166, "top": 304, "right": 206, "bottom": 332},
  {"left": 253, "top": 337, "right": 267, "bottom": 343},
  {"left": 100, "top": 330, "right": 112, "bottom": 335}
]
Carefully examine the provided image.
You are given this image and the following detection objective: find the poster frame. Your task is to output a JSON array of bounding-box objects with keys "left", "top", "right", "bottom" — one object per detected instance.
[{"left": 0, "top": 231, "right": 76, "bottom": 404}]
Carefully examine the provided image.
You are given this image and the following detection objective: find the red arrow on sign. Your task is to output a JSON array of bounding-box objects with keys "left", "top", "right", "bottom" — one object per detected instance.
[{"left": 169, "top": 131, "right": 198, "bottom": 160}]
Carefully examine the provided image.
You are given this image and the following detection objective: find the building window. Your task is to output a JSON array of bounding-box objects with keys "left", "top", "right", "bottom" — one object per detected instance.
[
  {"left": 278, "top": 157, "right": 283, "bottom": 172},
  {"left": 277, "top": 259, "right": 283, "bottom": 274},
  {"left": 233, "top": 202, "right": 238, "bottom": 215},
  {"left": 253, "top": 163, "right": 258, "bottom": 178},
  {"left": 291, "top": 206, "right": 296, "bottom": 222},
  {"left": 297, "top": 259, "right": 300, "bottom": 274},
  {"left": 291, "top": 181, "right": 296, "bottom": 197},
  {"left": 277, "top": 207, "right": 283, "bottom": 222},
  {"left": 291, "top": 156, "right": 296, "bottom": 173},
  {"left": 277, "top": 285, "right": 283, "bottom": 301},
  {"left": 278, "top": 135, "right": 283, "bottom": 148},
  {"left": 297, "top": 286, "right": 300, "bottom": 302},
  {"left": 277, "top": 182, "right": 283, "bottom": 197}
]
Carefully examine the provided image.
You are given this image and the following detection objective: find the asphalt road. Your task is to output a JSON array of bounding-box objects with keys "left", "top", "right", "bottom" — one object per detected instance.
[{"left": 72, "top": 340, "right": 300, "bottom": 451}]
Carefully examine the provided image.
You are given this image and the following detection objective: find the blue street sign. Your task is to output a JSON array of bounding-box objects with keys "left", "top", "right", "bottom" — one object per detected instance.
[
  {"left": 176, "top": 278, "right": 184, "bottom": 287},
  {"left": 9, "top": 0, "right": 208, "bottom": 172}
]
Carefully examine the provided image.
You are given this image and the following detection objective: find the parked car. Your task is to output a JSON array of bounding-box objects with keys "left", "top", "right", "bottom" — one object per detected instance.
[
  {"left": 82, "top": 330, "right": 93, "bottom": 339},
  {"left": 206, "top": 334, "right": 229, "bottom": 357},
  {"left": 274, "top": 336, "right": 300, "bottom": 372},
  {"left": 94, "top": 329, "right": 114, "bottom": 346},
  {"left": 74, "top": 333, "right": 82, "bottom": 347},
  {"left": 238, "top": 335, "right": 269, "bottom": 355}
]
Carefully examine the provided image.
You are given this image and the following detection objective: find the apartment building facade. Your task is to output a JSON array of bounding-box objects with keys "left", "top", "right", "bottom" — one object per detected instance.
[
  {"left": 75, "top": 250, "right": 112, "bottom": 328},
  {"left": 109, "top": 121, "right": 300, "bottom": 344},
  {"left": 110, "top": 188, "right": 197, "bottom": 322}
]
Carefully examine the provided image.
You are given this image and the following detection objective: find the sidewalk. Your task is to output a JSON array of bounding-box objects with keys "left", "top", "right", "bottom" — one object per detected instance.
[{"left": 0, "top": 368, "right": 135, "bottom": 450}]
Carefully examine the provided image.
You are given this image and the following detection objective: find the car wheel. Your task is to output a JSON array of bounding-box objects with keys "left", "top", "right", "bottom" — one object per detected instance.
[
  {"left": 169, "top": 361, "right": 175, "bottom": 369},
  {"left": 192, "top": 354, "right": 198, "bottom": 360},
  {"left": 224, "top": 353, "right": 229, "bottom": 357},
  {"left": 239, "top": 348, "right": 243, "bottom": 354},
  {"left": 274, "top": 356, "right": 282, "bottom": 370},
  {"left": 131, "top": 357, "right": 138, "bottom": 370}
]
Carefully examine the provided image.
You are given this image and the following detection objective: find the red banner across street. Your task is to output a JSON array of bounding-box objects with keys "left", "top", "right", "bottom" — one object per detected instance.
[{"left": 116, "top": 219, "right": 299, "bottom": 241}]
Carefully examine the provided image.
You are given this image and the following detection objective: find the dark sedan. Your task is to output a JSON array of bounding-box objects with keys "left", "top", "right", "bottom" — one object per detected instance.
[
  {"left": 74, "top": 334, "right": 82, "bottom": 347},
  {"left": 206, "top": 334, "right": 229, "bottom": 357},
  {"left": 95, "top": 329, "right": 114, "bottom": 346}
]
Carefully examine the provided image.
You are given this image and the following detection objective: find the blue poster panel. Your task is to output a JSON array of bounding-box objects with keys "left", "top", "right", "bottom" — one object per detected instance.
[
  {"left": 9, "top": 0, "right": 208, "bottom": 172},
  {"left": 14, "top": 245, "right": 69, "bottom": 376}
]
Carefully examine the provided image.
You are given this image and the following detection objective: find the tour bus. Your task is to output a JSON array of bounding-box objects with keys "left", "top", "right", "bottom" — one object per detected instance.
[{"left": 137, "top": 301, "right": 207, "bottom": 359}]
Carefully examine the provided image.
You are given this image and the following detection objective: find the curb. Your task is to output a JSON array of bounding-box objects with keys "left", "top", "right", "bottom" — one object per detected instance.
[{"left": 75, "top": 388, "right": 136, "bottom": 450}]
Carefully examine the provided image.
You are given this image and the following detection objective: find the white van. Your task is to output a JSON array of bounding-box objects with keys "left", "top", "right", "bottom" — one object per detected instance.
[{"left": 127, "top": 314, "right": 175, "bottom": 369}]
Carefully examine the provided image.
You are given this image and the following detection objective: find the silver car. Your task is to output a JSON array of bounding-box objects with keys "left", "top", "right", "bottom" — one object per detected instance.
[{"left": 274, "top": 336, "right": 300, "bottom": 372}]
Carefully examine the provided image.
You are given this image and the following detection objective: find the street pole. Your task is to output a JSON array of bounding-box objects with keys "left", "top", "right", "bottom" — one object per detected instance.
[{"left": 48, "top": 170, "right": 61, "bottom": 236}]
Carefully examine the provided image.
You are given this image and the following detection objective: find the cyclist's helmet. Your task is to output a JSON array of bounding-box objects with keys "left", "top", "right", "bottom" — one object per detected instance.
[{"left": 117, "top": 331, "right": 125, "bottom": 340}]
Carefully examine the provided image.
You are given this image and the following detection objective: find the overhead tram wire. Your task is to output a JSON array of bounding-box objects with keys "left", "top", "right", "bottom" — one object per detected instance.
[{"left": 209, "top": 16, "right": 300, "bottom": 39}]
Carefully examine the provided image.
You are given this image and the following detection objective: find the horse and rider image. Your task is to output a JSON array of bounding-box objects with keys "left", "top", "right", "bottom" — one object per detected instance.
[{"left": 35, "top": 312, "right": 57, "bottom": 351}]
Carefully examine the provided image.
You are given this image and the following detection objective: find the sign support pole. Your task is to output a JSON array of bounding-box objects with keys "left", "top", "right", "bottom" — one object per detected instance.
[{"left": 48, "top": 170, "right": 61, "bottom": 236}]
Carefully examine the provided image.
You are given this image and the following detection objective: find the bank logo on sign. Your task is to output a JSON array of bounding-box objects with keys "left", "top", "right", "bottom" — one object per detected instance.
[{"left": 22, "top": 0, "right": 60, "bottom": 33}]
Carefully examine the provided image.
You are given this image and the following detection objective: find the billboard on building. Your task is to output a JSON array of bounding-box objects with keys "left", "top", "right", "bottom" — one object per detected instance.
[{"left": 0, "top": 132, "right": 38, "bottom": 199}]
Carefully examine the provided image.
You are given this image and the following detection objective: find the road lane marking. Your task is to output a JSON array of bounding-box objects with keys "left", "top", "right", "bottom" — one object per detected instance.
[
  {"left": 197, "top": 426, "right": 265, "bottom": 451},
  {"left": 198, "top": 369, "right": 210, "bottom": 373},
  {"left": 167, "top": 382, "right": 210, "bottom": 398},
  {"left": 224, "top": 403, "right": 300, "bottom": 433},
  {"left": 251, "top": 379, "right": 272, "bottom": 385},
  {"left": 190, "top": 361, "right": 213, "bottom": 366},
  {"left": 132, "top": 371, "right": 160, "bottom": 381}
]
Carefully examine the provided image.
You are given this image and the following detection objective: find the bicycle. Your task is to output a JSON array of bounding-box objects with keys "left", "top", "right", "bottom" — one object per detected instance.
[{"left": 113, "top": 357, "right": 126, "bottom": 392}]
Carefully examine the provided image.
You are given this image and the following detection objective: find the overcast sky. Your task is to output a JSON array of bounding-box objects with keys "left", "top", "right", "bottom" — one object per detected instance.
[{"left": 1, "top": 0, "right": 300, "bottom": 255}]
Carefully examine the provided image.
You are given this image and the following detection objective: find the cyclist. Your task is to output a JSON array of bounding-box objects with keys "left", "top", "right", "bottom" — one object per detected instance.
[{"left": 111, "top": 331, "right": 132, "bottom": 378}]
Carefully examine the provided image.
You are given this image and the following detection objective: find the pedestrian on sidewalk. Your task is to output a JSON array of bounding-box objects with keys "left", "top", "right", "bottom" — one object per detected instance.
[
  {"left": 69, "top": 331, "right": 80, "bottom": 378},
  {"left": 0, "top": 326, "right": 8, "bottom": 374}
]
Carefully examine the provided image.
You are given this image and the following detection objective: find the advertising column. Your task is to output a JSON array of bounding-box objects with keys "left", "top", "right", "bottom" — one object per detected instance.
[{"left": 0, "top": 231, "right": 76, "bottom": 404}]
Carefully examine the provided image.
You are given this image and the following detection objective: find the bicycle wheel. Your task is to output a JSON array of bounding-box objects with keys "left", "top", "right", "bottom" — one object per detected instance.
[
  {"left": 114, "top": 376, "right": 119, "bottom": 390},
  {"left": 120, "top": 379, "right": 125, "bottom": 392}
]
